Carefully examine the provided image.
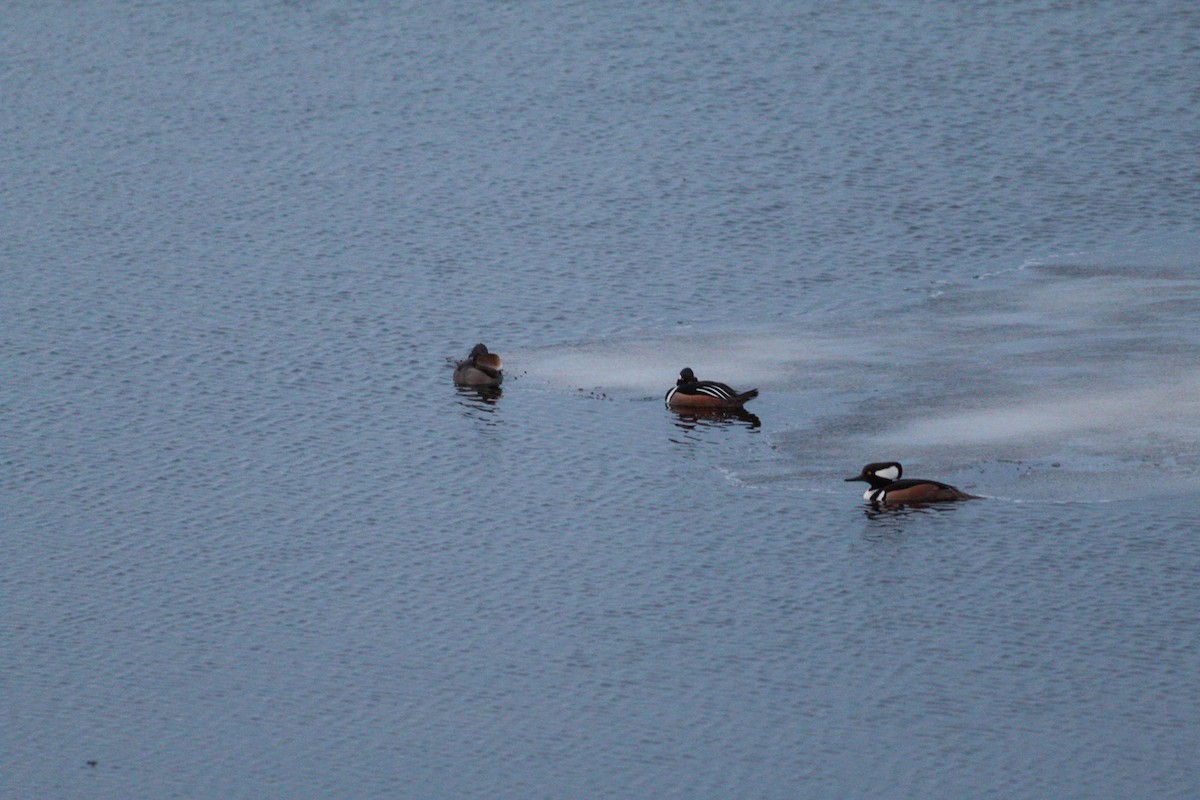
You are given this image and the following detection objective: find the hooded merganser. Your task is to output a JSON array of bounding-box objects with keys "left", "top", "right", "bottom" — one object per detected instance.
[
  {"left": 453, "top": 343, "right": 503, "bottom": 388},
  {"left": 665, "top": 367, "right": 759, "bottom": 409},
  {"left": 844, "top": 461, "right": 978, "bottom": 504}
]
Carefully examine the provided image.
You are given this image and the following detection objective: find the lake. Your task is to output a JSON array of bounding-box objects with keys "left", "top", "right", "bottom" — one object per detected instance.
[{"left": 3, "top": 2, "right": 1198, "bottom": 797}]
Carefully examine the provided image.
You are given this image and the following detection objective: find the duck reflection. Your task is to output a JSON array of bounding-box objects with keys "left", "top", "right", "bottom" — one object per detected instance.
[
  {"left": 669, "top": 406, "right": 761, "bottom": 431},
  {"left": 455, "top": 385, "right": 503, "bottom": 414},
  {"left": 860, "top": 501, "right": 964, "bottom": 522}
]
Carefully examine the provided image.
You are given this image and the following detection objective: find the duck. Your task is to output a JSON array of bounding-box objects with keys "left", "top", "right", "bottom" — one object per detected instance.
[
  {"left": 665, "top": 367, "right": 759, "bottom": 409},
  {"left": 453, "top": 343, "right": 503, "bottom": 388},
  {"left": 844, "top": 461, "right": 978, "bottom": 504}
]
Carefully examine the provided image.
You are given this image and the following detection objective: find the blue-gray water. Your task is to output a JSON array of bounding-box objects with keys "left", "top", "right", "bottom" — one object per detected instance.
[{"left": 4, "top": 2, "right": 1199, "bottom": 798}]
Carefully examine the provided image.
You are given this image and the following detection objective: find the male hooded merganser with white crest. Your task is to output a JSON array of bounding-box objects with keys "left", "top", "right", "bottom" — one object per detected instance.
[
  {"left": 453, "top": 343, "right": 503, "bottom": 388},
  {"left": 665, "top": 367, "right": 759, "bottom": 409},
  {"left": 845, "top": 461, "right": 978, "bottom": 505}
]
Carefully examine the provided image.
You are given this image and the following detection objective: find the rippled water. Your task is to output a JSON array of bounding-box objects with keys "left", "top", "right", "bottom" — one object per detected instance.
[{"left": 4, "top": 2, "right": 1199, "bottom": 798}]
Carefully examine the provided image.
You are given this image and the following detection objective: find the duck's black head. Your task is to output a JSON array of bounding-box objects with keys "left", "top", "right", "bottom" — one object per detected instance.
[
  {"left": 469, "top": 343, "right": 489, "bottom": 359},
  {"left": 845, "top": 461, "right": 903, "bottom": 487},
  {"left": 677, "top": 367, "right": 696, "bottom": 385}
]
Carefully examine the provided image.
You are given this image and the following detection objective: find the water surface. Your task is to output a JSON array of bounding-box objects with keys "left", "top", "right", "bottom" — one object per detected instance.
[{"left": 3, "top": 2, "right": 1199, "bottom": 798}]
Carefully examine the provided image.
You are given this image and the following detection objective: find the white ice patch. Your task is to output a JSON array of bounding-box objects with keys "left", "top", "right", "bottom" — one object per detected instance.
[
  {"left": 517, "top": 331, "right": 853, "bottom": 394},
  {"left": 875, "top": 370, "right": 1200, "bottom": 448}
]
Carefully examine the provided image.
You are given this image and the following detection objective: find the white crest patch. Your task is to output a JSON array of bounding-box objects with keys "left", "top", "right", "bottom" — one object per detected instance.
[{"left": 876, "top": 465, "right": 901, "bottom": 481}]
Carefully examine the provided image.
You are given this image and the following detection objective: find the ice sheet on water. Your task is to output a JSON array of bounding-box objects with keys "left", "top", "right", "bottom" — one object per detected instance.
[{"left": 520, "top": 245, "right": 1200, "bottom": 501}]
